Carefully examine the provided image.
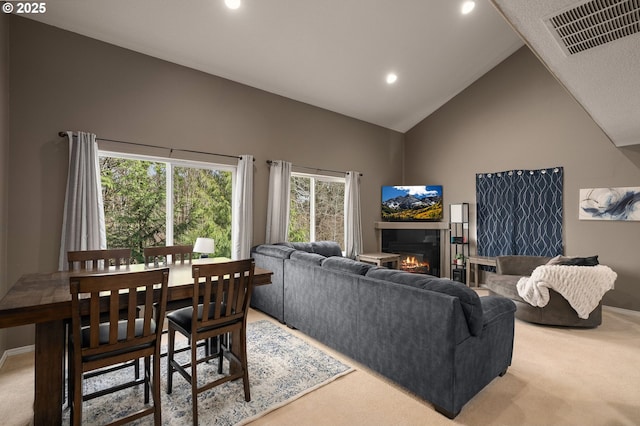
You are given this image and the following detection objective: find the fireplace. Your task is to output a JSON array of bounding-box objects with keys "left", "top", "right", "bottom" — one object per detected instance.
[
  {"left": 375, "top": 222, "right": 448, "bottom": 277},
  {"left": 381, "top": 229, "right": 441, "bottom": 276}
]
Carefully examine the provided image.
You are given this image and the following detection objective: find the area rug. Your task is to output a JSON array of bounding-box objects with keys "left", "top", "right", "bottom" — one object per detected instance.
[{"left": 62, "top": 320, "right": 354, "bottom": 425}]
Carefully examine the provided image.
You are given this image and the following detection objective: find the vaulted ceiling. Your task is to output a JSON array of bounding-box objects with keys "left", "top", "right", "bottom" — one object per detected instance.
[
  {"left": 491, "top": 0, "right": 640, "bottom": 148},
  {"left": 23, "top": 0, "right": 523, "bottom": 133},
  {"left": 21, "top": 0, "right": 639, "bottom": 147}
]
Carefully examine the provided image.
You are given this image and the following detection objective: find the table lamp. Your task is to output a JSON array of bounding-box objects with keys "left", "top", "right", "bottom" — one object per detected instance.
[{"left": 193, "top": 237, "right": 215, "bottom": 258}]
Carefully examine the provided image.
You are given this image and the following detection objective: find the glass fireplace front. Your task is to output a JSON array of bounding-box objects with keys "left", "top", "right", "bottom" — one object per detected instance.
[{"left": 381, "top": 229, "right": 441, "bottom": 277}]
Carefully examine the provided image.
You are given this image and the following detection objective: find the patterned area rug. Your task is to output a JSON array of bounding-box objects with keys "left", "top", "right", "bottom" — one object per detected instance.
[{"left": 63, "top": 320, "right": 354, "bottom": 425}]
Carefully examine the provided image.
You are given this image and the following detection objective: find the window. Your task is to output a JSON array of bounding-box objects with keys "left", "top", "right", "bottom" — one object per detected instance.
[
  {"left": 288, "top": 173, "right": 345, "bottom": 248},
  {"left": 99, "top": 152, "right": 234, "bottom": 262}
]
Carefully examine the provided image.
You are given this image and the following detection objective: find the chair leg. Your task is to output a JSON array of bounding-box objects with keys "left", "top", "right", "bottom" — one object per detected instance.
[
  {"left": 144, "top": 356, "right": 150, "bottom": 404},
  {"left": 66, "top": 323, "right": 72, "bottom": 406},
  {"left": 72, "top": 362, "right": 83, "bottom": 426},
  {"left": 68, "top": 342, "right": 75, "bottom": 421},
  {"left": 217, "top": 335, "right": 224, "bottom": 374},
  {"left": 167, "top": 326, "right": 176, "bottom": 394},
  {"left": 191, "top": 338, "right": 199, "bottom": 426},
  {"left": 153, "top": 352, "right": 162, "bottom": 426},
  {"left": 241, "top": 328, "right": 250, "bottom": 402}
]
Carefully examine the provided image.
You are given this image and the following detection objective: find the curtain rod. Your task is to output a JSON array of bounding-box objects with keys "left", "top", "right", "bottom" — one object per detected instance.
[
  {"left": 58, "top": 131, "right": 243, "bottom": 160},
  {"left": 266, "top": 160, "right": 362, "bottom": 176}
]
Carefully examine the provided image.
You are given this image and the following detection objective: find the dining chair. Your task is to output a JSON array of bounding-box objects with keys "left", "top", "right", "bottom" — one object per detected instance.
[
  {"left": 143, "top": 244, "right": 209, "bottom": 356},
  {"left": 69, "top": 268, "right": 169, "bottom": 426},
  {"left": 143, "top": 245, "right": 194, "bottom": 266},
  {"left": 67, "top": 248, "right": 131, "bottom": 271},
  {"left": 66, "top": 249, "right": 137, "bottom": 404},
  {"left": 166, "top": 259, "right": 255, "bottom": 426}
]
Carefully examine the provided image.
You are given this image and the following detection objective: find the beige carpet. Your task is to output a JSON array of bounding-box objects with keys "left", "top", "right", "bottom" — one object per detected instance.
[{"left": 2, "top": 297, "right": 639, "bottom": 426}]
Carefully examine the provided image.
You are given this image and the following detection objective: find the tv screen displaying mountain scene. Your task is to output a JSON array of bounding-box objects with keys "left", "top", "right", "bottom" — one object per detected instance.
[{"left": 381, "top": 185, "right": 443, "bottom": 221}]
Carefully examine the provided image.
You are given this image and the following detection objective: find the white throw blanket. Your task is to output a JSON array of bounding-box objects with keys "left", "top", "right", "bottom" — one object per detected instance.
[{"left": 516, "top": 265, "right": 617, "bottom": 319}]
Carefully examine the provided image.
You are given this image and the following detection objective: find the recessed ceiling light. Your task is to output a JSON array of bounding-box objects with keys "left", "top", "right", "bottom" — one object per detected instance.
[
  {"left": 461, "top": 1, "right": 475, "bottom": 15},
  {"left": 386, "top": 73, "right": 398, "bottom": 85},
  {"left": 225, "top": 0, "right": 241, "bottom": 10}
]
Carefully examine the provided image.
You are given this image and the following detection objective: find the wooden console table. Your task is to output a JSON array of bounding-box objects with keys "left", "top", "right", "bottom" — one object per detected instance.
[
  {"left": 466, "top": 256, "right": 496, "bottom": 287},
  {"left": 357, "top": 252, "right": 401, "bottom": 269}
]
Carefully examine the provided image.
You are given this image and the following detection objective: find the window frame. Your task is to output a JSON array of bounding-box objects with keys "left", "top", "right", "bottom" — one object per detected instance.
[
  {"left": 290, "top": 171, "right": 346, "bottom": 246},
  {"left": 99, "top": 150, "right": 236, "bottom": 246}
]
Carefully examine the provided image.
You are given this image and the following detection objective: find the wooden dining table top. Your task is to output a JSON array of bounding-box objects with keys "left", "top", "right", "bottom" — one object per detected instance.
[{"left": 0, "top": 257, "right": 273, "bottom": 328}]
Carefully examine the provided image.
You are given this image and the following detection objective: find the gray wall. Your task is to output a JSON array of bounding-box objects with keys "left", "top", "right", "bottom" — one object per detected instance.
[
  {"left": 0, "top": 11, "right": 9, "bottom": 354},
  {"left": 5, "top": 16, "right": 403, "bottom": 348},
  {"left": 405, "top": 47, "right": 640, "bottom": 311}
]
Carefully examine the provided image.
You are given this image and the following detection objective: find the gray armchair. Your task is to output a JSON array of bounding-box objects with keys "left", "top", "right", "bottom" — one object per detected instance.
[{"left": 485, "top": 255, "right": 603, "bottom": 327}]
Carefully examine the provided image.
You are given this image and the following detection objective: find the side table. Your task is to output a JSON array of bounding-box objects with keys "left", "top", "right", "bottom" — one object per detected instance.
[
  {"left": 466, "top": 256, "right": 497, "bottom": 287},
  {"left": 357, "top": 252, "right": 401, "bottom": 269}
]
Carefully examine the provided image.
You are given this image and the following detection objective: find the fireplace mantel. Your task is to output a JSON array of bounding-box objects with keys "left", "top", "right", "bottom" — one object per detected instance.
[{"left": 375, "top": 221, "right": 449, "bottom": 230}]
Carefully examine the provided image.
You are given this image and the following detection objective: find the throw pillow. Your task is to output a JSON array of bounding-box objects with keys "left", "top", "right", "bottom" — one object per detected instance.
[
  {"left": 546, "top": 255, "right": 568, "bottom": 265},
  {"left": 558, "top": 255, "right": 599, "bottom": 266},
  {"left": 547, "top": 255, "right": 599, "bottom": 266},
  {"left": 321, "top": 257, "right": 374, "bottom": 276}
]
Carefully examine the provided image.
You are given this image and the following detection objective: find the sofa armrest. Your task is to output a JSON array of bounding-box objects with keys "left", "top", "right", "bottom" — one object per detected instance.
[
  {"left": 480, "top": 296, "right": 516, "bottom": 327},
  {"left": 496, "top": 255, "right": 551, "bottom": 276}
]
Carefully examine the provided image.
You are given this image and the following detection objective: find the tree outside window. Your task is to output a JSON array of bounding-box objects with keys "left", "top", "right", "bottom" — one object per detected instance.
[
  {"left": 100, "top": 154, "right": 233, "bottom": 263},
  {"left": 288, "top": 173, "right": 345, "bottom": 249},
  {"left": 172, "top": 166, "right": 232, "bottom": 257}
]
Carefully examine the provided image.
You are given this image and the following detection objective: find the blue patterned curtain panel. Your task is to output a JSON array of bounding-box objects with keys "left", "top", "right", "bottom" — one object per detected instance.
[{"left": 476, "top": 167, "right": 563, "bottom": 259}]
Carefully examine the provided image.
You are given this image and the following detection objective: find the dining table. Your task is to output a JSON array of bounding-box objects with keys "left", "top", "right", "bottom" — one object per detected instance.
[{"left": 0, "top": 257, "right": 272, "bottom": 426}]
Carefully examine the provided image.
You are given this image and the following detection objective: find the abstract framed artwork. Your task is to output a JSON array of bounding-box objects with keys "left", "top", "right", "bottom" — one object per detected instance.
[{"left": 579, "top": 187, "right": 640, "bottom": 221}]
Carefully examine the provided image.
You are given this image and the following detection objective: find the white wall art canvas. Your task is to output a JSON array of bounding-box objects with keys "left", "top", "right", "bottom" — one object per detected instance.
[{"left": 579, "top": 187, "right": 640, "bottom": 221}]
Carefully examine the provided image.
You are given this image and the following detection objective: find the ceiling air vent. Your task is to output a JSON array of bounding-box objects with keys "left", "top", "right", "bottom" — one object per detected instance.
[{"left": 548, "top": 0, "right": 640, "bottom": 55}]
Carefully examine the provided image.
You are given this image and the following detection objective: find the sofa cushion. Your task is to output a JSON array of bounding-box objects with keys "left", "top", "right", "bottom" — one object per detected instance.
[
  {"left": 366, "top": 268, "right": 432, "bottom": 287},
  {"left": 252, "top": 244, "right": 295, "bottom": 259},
  {"left": 276, "top": 241, "right": 315, "bottom": 253},
  {"left": 311, "top": 241, "right": 343, "bottom": 257},
  {"left": 322, "top": 257, "right": 375, "bottom": 276},
  {"left": 290, "top": 251, "right": 326, "bottom": 266},
  {"left": 364, "top": 267, "right": 406, "bottom": 282},
  {"left": 366, "top": 268, "right": 483, "bottom": 336}
]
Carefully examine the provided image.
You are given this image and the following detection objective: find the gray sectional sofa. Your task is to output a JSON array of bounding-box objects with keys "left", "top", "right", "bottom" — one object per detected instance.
[{"left": 251, "top": 241, "right": 516, "bottom": 418}]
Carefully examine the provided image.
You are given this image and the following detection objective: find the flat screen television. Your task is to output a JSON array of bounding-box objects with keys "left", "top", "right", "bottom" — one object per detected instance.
[{"left": 381, "top": 185, "right": 443, "bottom": 221}]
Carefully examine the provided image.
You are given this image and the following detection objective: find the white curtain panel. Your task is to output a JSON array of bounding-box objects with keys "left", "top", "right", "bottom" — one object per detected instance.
[
  {"left": 265, "top": 160, "right": 292, "bottom": 244},
  {"left": 58, "top": 131, "right": 106, "bottom": 270},
  {"left": 232, "top": 154, "right": 254, "bottom": 260},
  {"left": 344, "top": 171, "right": 363, "bottom": 259}
]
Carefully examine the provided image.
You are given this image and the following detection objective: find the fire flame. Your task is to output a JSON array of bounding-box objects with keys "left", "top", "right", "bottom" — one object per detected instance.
[{"left": 401, "top": 256, "right": 430, "bottom": 272}]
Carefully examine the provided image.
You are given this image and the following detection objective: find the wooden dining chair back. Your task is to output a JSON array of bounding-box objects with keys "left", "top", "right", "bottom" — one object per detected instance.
[
  {"left": 143, "top": 245, "right": 195, "bottom": 346},
  {"left": 65, "top": 248, "right": 135, "bottom": 405},
  {"left": 143, "top": 245, "right": 193, "bottom": 266},
  {"left": 69, "top": 268, "right": 169, "bottom": 426},
  {"left": 68, "top": 248, "right": 131, "bottom": 271},
  {"left": 166, "top": 259, "right": 255, "bottom": 426}
]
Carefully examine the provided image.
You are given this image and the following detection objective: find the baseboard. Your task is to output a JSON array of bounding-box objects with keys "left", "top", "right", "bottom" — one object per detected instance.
[
  {"left": 0, "top": 345, "right": 35, "bottom": 370},
  {"left": 603, "top": 305, "right": 640, "bottom": 317}
]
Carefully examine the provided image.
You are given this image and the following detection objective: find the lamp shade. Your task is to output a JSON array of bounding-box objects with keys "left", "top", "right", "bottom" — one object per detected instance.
[
  {"left": 450, "top": 204, "right": 468, "bottom": 223},
  {"left": 193, "top": 237, "right": 215, "bottom": 254}
]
